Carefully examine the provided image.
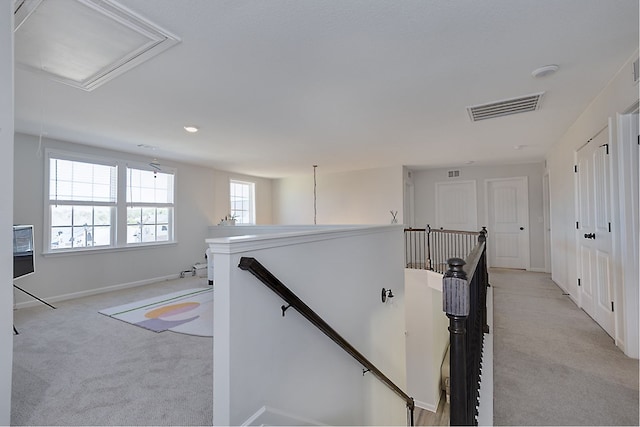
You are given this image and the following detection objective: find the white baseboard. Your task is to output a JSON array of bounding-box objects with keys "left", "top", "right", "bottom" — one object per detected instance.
[
  {"left": 552, "top": 279, "right": 580, "bottom": 307},
  {"left": 14, "top": 274, "right": 180, "bottom": 309},
  {"left": 527, "top": 267, "right": 548, "bottom": 273}
]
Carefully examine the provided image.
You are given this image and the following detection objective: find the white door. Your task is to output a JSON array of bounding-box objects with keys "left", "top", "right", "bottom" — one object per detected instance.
[
  {"left": 435, "top": 180, "right": 477, "bottom": 231},
  {"left": 404, "top": 180, "right": 414, "bottom": 227},
  {"left": 486, "top": 177, "right": 530, "bottom": 269},
  {"left": 576, "top": 129, "right": 615, "bottom": 337}
]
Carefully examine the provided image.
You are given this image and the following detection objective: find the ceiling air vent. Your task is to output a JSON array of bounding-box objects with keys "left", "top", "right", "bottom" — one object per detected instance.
[{"left": 467, "top": 92, "right": 545, "bottom": 122}]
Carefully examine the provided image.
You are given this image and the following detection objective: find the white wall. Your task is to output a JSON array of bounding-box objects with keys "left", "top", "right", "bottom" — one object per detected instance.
[
  {"left": 546, "top": 50, "right": 639, "bottom": 355},
  {"left": 13, "top": 133, "right": 272, "bottom": 305},
  {"left": 272, "top": 166, "right": 404, "bottom": 225},
  {"left": 405, "top": 269, "right": 448, "bottom": 411},
  {"left": 209, "top": 226, "right": 407, "bottom": 425},
  {"left": 0, "top": 3, "right": 14, "bottom": 424},
  {"left": 412, "top": 162, "right": 546, "bottom": 271}
]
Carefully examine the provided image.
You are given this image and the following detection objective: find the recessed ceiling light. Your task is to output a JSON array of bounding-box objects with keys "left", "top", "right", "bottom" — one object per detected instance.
[
  {"left": 513, "top": 145, "right": 526, "bottom": 150},
  {"left": 183, "top": 126, "right": 199, "bottom": 133},
  {"left": 531, "top": 64, "right": 559, "bottom": 78}
]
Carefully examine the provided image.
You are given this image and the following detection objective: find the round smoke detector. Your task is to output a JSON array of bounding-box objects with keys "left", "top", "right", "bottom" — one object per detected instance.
[{"left": 532, "top": 64, "right": 559, "bottom": 78}]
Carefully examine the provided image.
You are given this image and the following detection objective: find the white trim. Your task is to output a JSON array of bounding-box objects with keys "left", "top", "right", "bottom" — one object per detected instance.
[
  {"left": 413, "top": 399, "right": 438, "bottom": 413},
  {"left": 207, "top": 225, "right": 401, "bottom": 255},
  {"left": 15, "top": 0, "right": 181, "bottom": 91},
  {"left": 41, "top": 241, "right": 177, "bottom": 257},
  {"left": 607, "top": 117, "right": 624, "bottom": 351},
  {"left": 608, "top": 119, "right": 623, "bottom": 349},
  {"left": 13, "top": 273, "right": 179, "bottom": 309},
  {"left": 616, "top": 112, "right": 639, "bottom": 358},
  {"left": 543, "top": 172, "right": 552, "bottom": 273},
  {"left": 527, "top": 267, "right": 547, "bottom": 273}
]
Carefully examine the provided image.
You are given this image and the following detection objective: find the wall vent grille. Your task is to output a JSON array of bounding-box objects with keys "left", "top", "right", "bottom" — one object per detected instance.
[
  {"left": 448, "top": 170, "right": 460, "bottom": 178},
  {"left": 467, "top": 92, "right": 544, "bottom": 122}
]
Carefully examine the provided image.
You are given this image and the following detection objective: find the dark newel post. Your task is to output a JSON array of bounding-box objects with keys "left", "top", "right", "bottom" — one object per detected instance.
[
  {"left": 479, "top": 227, "right": 489, "bottom": 334},
  {"left": 478, "top": 227, "right": 486, "bottom": 244},
  {"left": 426, "top": 224, "right": 432, "bottom": 271},
  {"left": 443, "top": 257, "right": 469, "bottom": 426}
]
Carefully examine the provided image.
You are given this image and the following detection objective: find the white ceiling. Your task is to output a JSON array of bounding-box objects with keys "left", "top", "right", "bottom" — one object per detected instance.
[{"left": 14, "top": 0, "right": 639, "bottom": 178}]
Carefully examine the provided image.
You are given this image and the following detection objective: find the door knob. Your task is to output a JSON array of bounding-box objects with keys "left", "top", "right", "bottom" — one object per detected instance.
[
  {"left": 584, "top": 233, "right": 596, "bottom": 239},
  {"left": 519, "top": 227, "right": 524, "bottom": 230}
]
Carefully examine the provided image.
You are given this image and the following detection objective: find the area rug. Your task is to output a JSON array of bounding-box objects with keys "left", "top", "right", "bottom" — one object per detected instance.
[{"left": 99, "top": 288, "right": 213, "bottom": 337}]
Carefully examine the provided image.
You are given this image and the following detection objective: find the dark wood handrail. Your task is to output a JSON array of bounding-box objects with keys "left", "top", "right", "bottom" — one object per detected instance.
[
  {"left": 462, "top": 241, "right": 485, "bottom": 277},
  {"left": 430, "top": 228, "right": 481, "bottom": 236},
  {"left": 238, "top": 256, "right": 415, "bottom": 425},
  {"left": 403, "top": 227, "right": 480, "bottom": 236}
]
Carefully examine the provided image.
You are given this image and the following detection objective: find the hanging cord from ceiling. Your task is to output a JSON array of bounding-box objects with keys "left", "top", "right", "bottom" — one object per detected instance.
[
  {"left": 35, "top": 39, "right": 46, "bottom": 158},
  {"left": 313, "top": 165, "right": 318, "bottom": 225}
]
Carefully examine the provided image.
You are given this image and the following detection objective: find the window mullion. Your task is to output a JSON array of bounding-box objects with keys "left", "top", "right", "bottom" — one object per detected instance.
[{"left": 116, "top": 160, "right": 127, "bottom": 247}]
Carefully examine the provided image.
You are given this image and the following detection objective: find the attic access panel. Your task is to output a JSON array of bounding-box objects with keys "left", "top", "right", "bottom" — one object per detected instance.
[{"left": 14, "top": 0, "right": 180, "bottom": 91}]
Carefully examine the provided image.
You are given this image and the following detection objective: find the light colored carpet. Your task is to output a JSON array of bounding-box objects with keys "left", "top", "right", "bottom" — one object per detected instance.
[
  {"left": 100, "top": 287, "right": 213, "bottom": 337},
  {"left": 492, "top": 268, "right": 639, "bottom": 426},
  {"left": 12, "top": 277, "right": 213, "bottom": 426}
]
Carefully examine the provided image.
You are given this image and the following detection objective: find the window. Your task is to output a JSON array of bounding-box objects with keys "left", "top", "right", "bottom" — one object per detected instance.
[
  {"left": 46, "top": 151, "right": 176, "bottom": 252},
  {"left": 126, "top": 167, "right": 174, "bottom": 244},
  {"left": 48, "top": 157, "right": 116, "bottom": 250},
  {"left": 230, "top": 180, "right": 255, "bottom": 224}
]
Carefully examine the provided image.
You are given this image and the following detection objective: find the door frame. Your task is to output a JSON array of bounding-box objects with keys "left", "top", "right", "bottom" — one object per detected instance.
[
  {"left": 543, "top": 172, "right": 551, "bottom": 273},
  {"left": 616, "top": 109, "right": 639, "bottom": 358},
  {"left": 484, "top": 176, "right": 531, "bottom": 270},
  {"left": 404, "top": 178, "right": 415, "bottom": 227}
]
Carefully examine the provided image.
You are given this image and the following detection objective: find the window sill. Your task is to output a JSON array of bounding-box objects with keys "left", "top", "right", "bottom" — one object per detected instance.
[{"left": 42, "top": 241, "right": 178, "bottom": 257}]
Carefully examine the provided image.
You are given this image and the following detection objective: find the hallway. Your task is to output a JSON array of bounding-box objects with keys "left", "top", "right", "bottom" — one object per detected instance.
[{"left": 491, "top": 268, "right": 639, "bottom": 425}]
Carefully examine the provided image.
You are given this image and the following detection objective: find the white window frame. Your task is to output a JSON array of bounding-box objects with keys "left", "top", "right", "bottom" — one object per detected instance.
[
  {"left": 230, "top": 179, "right": 255, "bottom": 225},
  {"left": 125, "top": 162, "right": 176, "bottom": 246},
  {"left": 44, "top": 149, "right": 177, "bottom": 254}
]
